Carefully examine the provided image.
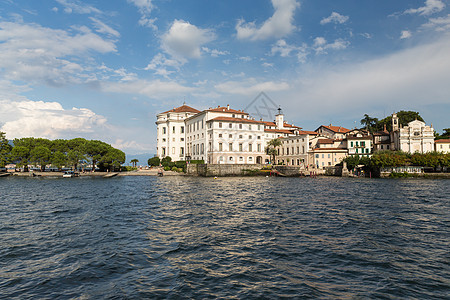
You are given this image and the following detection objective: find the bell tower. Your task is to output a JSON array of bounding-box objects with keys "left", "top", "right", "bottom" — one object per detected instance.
[
  {"left": 275, "top": 107, "right": 284, "bottom": 129},
  {"left": 392, "top": 113, "right": 399, "bottom": 131}
]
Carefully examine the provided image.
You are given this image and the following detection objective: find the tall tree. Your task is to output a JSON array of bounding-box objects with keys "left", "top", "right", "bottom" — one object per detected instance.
[
  {"left": 51, "top": 151, "right": 67, "bottom": 170},
  {"left": 266, "top": 138, "right": 282, "bottom": 164},
  {"left": 360, "top": 114, "right": 379, "bottom": 132},
  {"left": 11, "top": 146, "right": 31, "bottom": 171},
  {"left": 98, "top": 148, "right": 126, "bottom": 171},
  {"left": 130, "top": 159, "right": 139, "bottom": 167},
  {"left": 84, "top": 140, "right": 109, "bottom": 172},
  {"left": 0, "top": 132, "right": 12, "bottom": 168},
  {"left": 30, "top": 146, "right": 51, "bottom": 171}
]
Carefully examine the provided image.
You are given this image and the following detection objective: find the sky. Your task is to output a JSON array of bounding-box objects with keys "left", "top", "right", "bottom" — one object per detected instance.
[{"left": 1, "top": 0, "right": 449, "bottom": 158}]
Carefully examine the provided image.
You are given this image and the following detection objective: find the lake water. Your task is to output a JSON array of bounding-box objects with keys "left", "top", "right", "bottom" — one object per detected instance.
[{"left": 0, "top": 176, "right": 449, "bottom": 299}]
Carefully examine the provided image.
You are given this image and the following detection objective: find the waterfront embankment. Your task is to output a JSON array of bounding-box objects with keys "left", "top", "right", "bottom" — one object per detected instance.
[{"left": 7, "top": 169, "right": 184, "bottom": 177}]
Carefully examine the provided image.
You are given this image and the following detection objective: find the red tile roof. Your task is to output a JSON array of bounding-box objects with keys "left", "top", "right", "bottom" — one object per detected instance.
[
  {"left": 317, "top": 139, "right": 334, "bottom": 144},
  {"left": 298, "top": 130, "right": 318, "bottom": 135},
  {"left": 435, "top": 139, "right": 450, "bottom": 143},
  {"left": 162, "top": 104, "right": 200, "bottom": 114},
  {"left": 316, "top": 125, "right": 351, "bottom": 133},
  {"left": 311, "top": 147, "right": 347, "bottom": 151},
  {"left": 264, "top": 129, "right": 294, "bottom": 134},
  {"left": 207, "top": 106, "right": 249, "bottom": 115},
  {"left": 207, "top": 116, "right": 264, "bottom": 124}
]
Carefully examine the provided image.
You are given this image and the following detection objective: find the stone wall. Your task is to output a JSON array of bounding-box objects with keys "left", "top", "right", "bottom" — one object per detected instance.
[{"left": 186, "top": 164, "right": 265, "bottom": 177}]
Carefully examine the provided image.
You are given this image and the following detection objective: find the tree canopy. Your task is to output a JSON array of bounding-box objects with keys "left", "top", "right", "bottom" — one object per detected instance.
[
  {"left": 359, "top": 111, "right": 425, "bottom": 133},
  {"left": 2, "top": 135, "right": 125, "bottom": 171}
]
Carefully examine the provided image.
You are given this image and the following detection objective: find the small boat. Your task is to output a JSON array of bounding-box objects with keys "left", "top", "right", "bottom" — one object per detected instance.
[{"left": 63, "top": 171, "right": 79, "bottom": 178}]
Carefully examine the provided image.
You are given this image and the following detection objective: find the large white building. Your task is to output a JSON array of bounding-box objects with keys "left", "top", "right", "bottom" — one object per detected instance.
[
  {"left": 391, "top": 113, "right": 435, "bottom": 153},
  {"left": 155, "top": 104, "right": 200, "bottom": 160}
]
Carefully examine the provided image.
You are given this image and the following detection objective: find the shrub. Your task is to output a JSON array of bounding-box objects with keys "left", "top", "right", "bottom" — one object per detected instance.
[
  {"left": 171, "top": 166, "right": 178, "bottom": 172},
  {"left": 163, "top": 166, "right": 171, "bottom": 171},
  {"left": 148, "top": 156, "right": 160, "bottom": 167}
]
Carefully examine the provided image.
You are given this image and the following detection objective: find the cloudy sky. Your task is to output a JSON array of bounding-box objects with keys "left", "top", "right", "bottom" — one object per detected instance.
[{"left": 1, "top": 0, "right": 449, "bottom": 156}]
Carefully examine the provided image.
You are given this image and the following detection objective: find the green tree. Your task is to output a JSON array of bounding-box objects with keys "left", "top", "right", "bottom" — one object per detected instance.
[
  {"left": 98, "top": 148, "right": 125, "bottom": 171},
  {"left": 435, "top": 128, "right": 450, "bottom": 140},
  {"left": 266, "top": 138, "right": 282, "bottom": 164},
  {"left": 360, "top": 114, "right": 379, "bottom": 132},
  {"left": 30, "top": 146, "right": 51, "bottom": 171},
  {"left": 0, "top": 132, "right": 12, "bottom": 168},
  {"left": 161, "top": 156, "right": 172, "bottom": 166},
  {"left": 11, "top": 145, "right": 31, "bottom": 171},
  {"left": 84, "top": 140, "right": 109, "bottom": 172},
  {"left": 51, "top": 151, "right": 67, "bottom": 170},
  {"left": 67, "top": 150, "right": 85, "bottom": 171},
  {"left": 130, "top": 159, "right": 139, "bottom": 167},
  {"left": 148, "top": 156, "right": 160, "bottom": 167}
]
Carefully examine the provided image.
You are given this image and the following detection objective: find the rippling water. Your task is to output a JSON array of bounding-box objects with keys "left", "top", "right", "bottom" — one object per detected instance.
[{"left": 0, "top": 176, "right": 449, "bottom": 299}]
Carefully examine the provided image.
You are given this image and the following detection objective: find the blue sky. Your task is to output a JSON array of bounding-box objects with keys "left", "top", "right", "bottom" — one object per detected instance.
[{"left": 1, "top": 0, "right": 449, "bottom": 156}]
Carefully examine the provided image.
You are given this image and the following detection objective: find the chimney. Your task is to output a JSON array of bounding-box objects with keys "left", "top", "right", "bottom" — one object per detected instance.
[{"left": 227, "top": 104, "right": 230, "bottom": 110}]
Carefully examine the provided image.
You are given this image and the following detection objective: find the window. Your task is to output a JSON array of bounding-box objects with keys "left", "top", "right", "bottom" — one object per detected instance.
[
  {"left": 258, "top": 125, "right": 261, "bottom": 130},
  {"left": 356, "top": 141, "right": 359, "bottom": 146},
  {"left": 181, "top": 138, "right": 184, "bottom": 142},
  {"left": 229, "top": 134, "right": 233, "bottom": 138},
  {"left": 219, "top": 134, "right": 222, "bottom": 138},
  {"left": 249, "top": 125, "right": 252, "bottom": 130},
  {"left": 249, "top": 135, "right": 252, "bottom": 139},
  {"left": 361, "top": 141, "right": 365, "bottom": 147},
  {"left": 219, "top": 143, "right": 223, "bottom": 151},
  {"left": 302, "top": 146, "right": 305, "bottom": 153},
  {"left": 257, "top": 136, "right": 261, "bottom": 139},
  {"left": 163, "top": 127, "right": 166, "bottom": 134},
  {"left": 387, "top": 145, "right": 390, "bottom": 150},
  {"left": 162, "top": 147, "right": 166, "bottom": 156},
  {"left": 286, "top": 148, "right": 289, "bottom": 155},
  {"left": 322, "top": 154, "right": 324, "bottom": 158},
  {"left": 239, "top": 157, "right": 243, "bottom": 161},
  {"left": 180, "top": 147, "right": 184, "bottom": 155},
  {"left": 201, "top": 143, "right": 204, "bottom": 154},
  {"left": 229, "top": 156, "right": 233, "bottom": 161},
  {"left": 202, "top": 121, "right": 204, "bottom": 129},
  {"left": 219, "top": 156, "right": 223, "bottom": 161},
  {"left": 229, "top": 123, "right": 232, "bottom": 128},
  {"left": 257, "top": 144, "right": 261, "bottom": 152},
  {"left": 366, "top": 148, "right": 369, "bottom": 153},
  {"left": 219, "top": 123, "right": 222, "bottom": 128},
  {"left": 297, "top": 147, "right": 299, "bottom": 154},
  {"left": 249, "top": 144, "right": 252, "bottom": 152},
  {"left": 239, "top": 124, "right": 242, "bottom": 129},
  {"left": 249, "top": 157, "right": 253, "bottom": 161},
  {"left": 239, "top": 143, "right": 243, "bottom": 151},
  {"left": 232, "top": 114, "right": 235, "bottom": 118},
  {"left": 229, "top": 143, "right": 233, "bottom": 151},
  {"left": 351, "top": 141, "right": 353, "bottom": 147},
  {"left": 181, "top": 126, "right": 184, "bottom": 133},
  {"left": 356, "top": 148, "right": 358, "bottom": 154},
  {"left": 162, "top": 138, "right": 166, "bottom": 142},
  {"left": 328, "top": 154, "right": 330, "bottom": 158},
  {"left": 239, "top": 135, "right": 243, "bottom": 139},
  {"left": 173, "top": 126, "right": 175, "bottom": 133}
]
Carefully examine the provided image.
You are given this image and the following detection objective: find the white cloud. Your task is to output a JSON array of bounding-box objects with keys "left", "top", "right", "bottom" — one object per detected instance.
[
  {"left": 400, "top": 30, "right": 412, "bottom": 39},
  {"left": 0, "top": 21, "right": 117, "bottom": 86},
  {"left": 162, "top": 20, "right": 215, "bottom": 61},
  {"left": 55, "top": 0, "right": 102, "bottom": 14},
  {"left": 282, "top": 36, "right": 450, "bottom": 119},
  {"left": 89, "top": 17, "right": 120, "bottom": 37},
  {"left": 271, "top": 39, "right": 309, "bottom": 63},
  {"left": 313, "top": 37, "right": 349, "bottom": 54},
  {"left": 422, "top": 14, "right": 450, "bottom": 31},
  {"left": 101, "top": 79, "right": 196, "bottom": 98},
  {"left": 0, "top": 99, "right": 108, "bottom": 139},
  {"left": 127, "top": 0, "right": 157, "bottom": 29},
  {"left": 236, "top": 0, "right": 299, "bottom": 41},
  {"left": 404, "top": 0, "right": 445, "bottom": 16},
  {"left": 320, "top": 12, "right": 349, "bottom": 25},
  {"left": 202, "top": 47, "right": 230, "bottom": 57},
  {"left": 215, "top": 78, "right": 289, "bottom": 96}
]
